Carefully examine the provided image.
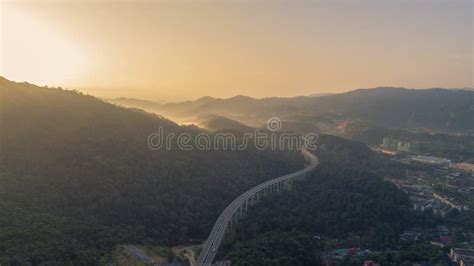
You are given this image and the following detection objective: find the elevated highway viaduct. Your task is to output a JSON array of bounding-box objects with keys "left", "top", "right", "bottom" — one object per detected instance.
[{"left": 197, "top": 148, "right": 318, "bottom": 265}]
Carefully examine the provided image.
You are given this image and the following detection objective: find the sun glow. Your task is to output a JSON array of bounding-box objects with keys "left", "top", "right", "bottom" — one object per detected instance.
[
  {"left": 0, "top": 4, "right": 87, "bottom": 87},
  {"left": 0, "top": 1, "right": 471, "bottom": 100}
]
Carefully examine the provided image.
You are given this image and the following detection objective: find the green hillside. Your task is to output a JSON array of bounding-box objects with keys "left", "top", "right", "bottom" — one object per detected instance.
[{"left": 0, "top": 77, "right": 302, "bottom": 264}]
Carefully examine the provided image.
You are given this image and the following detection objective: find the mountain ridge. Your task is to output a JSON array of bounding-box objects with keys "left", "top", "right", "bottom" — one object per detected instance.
[{"left": 107, "top": 86, "right": 474, "bottom": 133}]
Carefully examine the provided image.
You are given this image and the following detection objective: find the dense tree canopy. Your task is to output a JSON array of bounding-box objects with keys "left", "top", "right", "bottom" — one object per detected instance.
[
  {"left": 0, "top": 78, "right": 303, "bottom": 264},
  {"left": 222, "top": 136, "right": 416, "bottom": 264}
]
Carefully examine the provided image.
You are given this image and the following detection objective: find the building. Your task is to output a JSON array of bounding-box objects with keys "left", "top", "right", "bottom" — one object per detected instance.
[
  {"left": 382, "top": 137, "right": 399, "bottom": 150},
  {"left": 453, "top": 163, "right": 474, "bottom": 173},
  {"left": 450, "top": 248, "right": 474, "bottom": 266},
  {"left": 397, "top": 141, "right": 420, "bottom": 153},
  {"left": 433, "top": 192, "right": 469, "bottom": 211},
  {"left": 410, "top": 155, "right": 451, "bottom": 168},
  {"left": 382, "top": 137, "right": 419, "bottom": 153}
]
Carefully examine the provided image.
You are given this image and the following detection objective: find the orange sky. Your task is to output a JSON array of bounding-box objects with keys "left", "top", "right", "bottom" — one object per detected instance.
[{"left": 1, "top": 0, "right": 472, "bottom": 101}]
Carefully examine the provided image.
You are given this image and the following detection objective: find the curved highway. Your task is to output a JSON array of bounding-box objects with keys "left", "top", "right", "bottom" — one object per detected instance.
[{"left": 197, "top": 148, "right": 318, "bottom": 265}]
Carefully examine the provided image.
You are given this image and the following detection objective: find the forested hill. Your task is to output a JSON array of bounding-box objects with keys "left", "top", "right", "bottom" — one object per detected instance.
[
  {"left": 0, "top": 76, "right": 181, "bottom": 177},
  {"left": 194, "top": 114, "right": 254, "bottom": 132},
  {"left": 319, "top": 87, "right": 474, "bottom": 132},
  {"left": 0, "top": 77, "right": 303, "bottom": 264},
  {"left": 222, "top": 135, "right": 416, "bottom": 265},
  {"left": 110, "top": 87, "right": 474, "bottom": 133}
]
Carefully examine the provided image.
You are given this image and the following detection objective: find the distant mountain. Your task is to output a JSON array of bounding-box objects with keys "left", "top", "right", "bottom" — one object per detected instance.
[
  {"left": 447, "top": 87, "right": 474, "bottom": 92},
  {"left": 321, "top": 87, "right": 474, "bottom": 132},
  {"left": 308, "top": 92, "right": 334, "bottom": 97},
  {"left": 108, "top": 87, "right": 474, "bottom": 134},
  {"left": 109, "top": 95, "right": 312, "bottom": 127},
  {"left": 193, "top": 114, "right": 254, "bottom": 132},
  {"left": 109, "top": 97, "right": 164, "bottom": 114},
  {"left": 110, "top": 97, "right": 163, "bottom": 108}
]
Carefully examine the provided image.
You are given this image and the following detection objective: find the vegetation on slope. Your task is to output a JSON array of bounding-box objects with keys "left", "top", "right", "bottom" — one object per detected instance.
[
  {"left": 0, "top": 77, "right": 302, "bottom": 264},
  {"left": 221, "top": 136, "right": 416, "bottom": 265},
  {"left": 109, "top": 87, "right": 474, "bottom": 133}
]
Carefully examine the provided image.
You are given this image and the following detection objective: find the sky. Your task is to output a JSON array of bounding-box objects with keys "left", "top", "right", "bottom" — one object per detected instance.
[{"left": 1, "top": 0, "right": 472, "bottom": 101}]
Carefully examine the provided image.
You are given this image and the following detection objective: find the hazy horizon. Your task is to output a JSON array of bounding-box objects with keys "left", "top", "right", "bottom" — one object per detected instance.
[
  {"left": 3, "top": 75, "right": 474, "bottom": 104},
  {"left": 1, "top": 2, "right": 474, "bottom": 263},
  {"left": 1, "top": 0, "right": 472, "bottom": 101}
]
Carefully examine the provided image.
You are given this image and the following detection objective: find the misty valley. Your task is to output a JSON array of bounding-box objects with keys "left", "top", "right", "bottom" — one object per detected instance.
[
  {"left": 1, "top": 1, "right": 473, "bottom": 265},
  {"left": 1, "top": 77, "right": 473, "bottom": 265}
]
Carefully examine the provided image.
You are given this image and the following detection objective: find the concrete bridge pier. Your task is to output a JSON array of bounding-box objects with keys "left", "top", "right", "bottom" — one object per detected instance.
[{"left": 230, "top": 213, "right": 237, "bottom": 227}]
